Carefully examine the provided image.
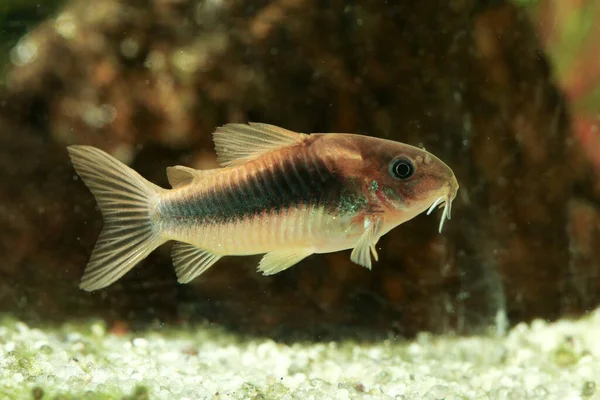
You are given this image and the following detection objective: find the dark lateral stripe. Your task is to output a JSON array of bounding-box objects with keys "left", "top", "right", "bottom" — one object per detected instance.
[{"left": 161, "top": 151, "right": 344, "bottom": 224}]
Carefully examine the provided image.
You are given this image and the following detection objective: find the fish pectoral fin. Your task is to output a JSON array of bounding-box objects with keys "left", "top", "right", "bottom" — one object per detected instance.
[
  {"left": 350, "top": 215, "right": 383, "bottom": 270},
  {"left": 257, "top": 248, "right": 313, "bottom": 275},
  {"left": 166, "top": 166, "right": 203, "bottom": 188},
  {"left": 171, "top": 242, "right": 222, "bottom": 283},
  {"left": 213, "top": 122, "right": 309, "bottom": 167}
]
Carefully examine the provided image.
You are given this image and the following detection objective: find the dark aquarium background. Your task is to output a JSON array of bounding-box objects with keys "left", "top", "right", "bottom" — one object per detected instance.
[{"left": 1, "top": 0, "right": 600, "bottom": 341}]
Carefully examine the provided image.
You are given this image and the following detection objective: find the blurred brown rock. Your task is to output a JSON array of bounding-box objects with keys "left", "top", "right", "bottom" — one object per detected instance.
[{"left": 1, "top": 0, "right": 600, "bottom": 338}]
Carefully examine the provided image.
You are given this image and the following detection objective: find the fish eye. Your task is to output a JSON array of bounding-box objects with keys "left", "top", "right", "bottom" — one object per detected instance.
[{"left": 389, "top": 157, "right": 415, "bottom": 180}]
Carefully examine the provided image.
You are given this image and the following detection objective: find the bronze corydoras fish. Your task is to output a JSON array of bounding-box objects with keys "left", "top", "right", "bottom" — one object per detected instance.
[{"left": 68, "top": 123, "right": 459, "bottom": 291}]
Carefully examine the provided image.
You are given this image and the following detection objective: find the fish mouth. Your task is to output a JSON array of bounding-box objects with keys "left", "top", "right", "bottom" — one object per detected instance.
[{"left": 426, "top": 195, "right": 453, "bottom": 233}]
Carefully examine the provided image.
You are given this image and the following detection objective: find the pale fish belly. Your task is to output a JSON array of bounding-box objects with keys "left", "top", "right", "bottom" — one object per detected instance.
[{"left": 162, "top": 203, "right": 361, "bottom": 255}]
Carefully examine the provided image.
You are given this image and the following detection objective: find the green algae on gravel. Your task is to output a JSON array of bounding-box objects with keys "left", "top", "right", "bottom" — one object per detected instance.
[{"left": 2, "top": 311, "right": 600, "bottom": 399}]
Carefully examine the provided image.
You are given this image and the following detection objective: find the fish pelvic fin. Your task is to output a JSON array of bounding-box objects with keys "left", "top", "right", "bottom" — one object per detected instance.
[
  {"left": 258, "top": 248, "right": 313, "bottom": 275},
  {"left": 213, "top": 122, "right": 308, "bottom": 167},
  {"left": 171, "top": 242, "right": 222, "bottom": 283},
  {"left": 67, "top": 145, "right": 167, "bottom": 292},
  {"left": 350, "top": 215, "right": 383, "bottom": 270}
]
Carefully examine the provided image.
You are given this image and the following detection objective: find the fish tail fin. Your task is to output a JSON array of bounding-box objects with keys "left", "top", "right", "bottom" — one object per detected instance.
[{"left": 67, "top": 145, "right": 166, "bottom": 291}]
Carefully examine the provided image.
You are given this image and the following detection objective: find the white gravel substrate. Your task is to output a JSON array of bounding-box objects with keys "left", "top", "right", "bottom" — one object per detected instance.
[{"left": 1, "top": 309, "right": 600, "bottom": 400}]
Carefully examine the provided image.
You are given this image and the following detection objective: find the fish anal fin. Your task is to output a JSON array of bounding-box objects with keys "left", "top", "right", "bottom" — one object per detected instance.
[
  {"left": 172, "top": 242, "right": 222, "bottom": 283},
  {"left": 258, "top": 248, "right": 313, "bottom": 275},
  {"left": 166, "top": 166, "right": 202, "bottom": 188},
  {"left": 350, "top": 215, "right": 383, "bottom": 270},
  {"left": 213, "top": 122, "right": 308, "bottom": 167}
]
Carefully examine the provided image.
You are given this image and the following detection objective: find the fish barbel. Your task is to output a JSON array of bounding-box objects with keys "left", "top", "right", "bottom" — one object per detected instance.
[{"left": 68, "top": 123, "right": 459, "bottom": 291}]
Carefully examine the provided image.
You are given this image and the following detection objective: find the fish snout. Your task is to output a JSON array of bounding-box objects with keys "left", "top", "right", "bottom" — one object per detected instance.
[{"left": 448, "top": 176, "right": 459, "bottom": 201}]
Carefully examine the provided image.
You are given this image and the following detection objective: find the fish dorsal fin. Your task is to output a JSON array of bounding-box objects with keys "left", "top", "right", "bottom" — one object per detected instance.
[
  {"left": 213, "top": 122, "right": 309, "bottom": 167},
  {"left": 171, "top": 242, "right": 222, "bottom": 283},
  {"left": 166, "top": 166, "right": 202, "bottom": 188}
]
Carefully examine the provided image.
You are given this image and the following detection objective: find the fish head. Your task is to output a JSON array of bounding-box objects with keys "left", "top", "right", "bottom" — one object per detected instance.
[{"left": 364, "top": 139, "right": 459, "bottom": 233}]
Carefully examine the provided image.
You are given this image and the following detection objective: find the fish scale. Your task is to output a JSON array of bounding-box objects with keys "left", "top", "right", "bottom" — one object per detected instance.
[{"left": 67, "top": 122, "right": 458, "bottom": 291}]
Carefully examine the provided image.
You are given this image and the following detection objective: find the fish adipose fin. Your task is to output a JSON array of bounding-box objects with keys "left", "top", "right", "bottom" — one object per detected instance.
[
  {"left": 166, "top": 165, "right": 203, "bottom": 188},
  {"left": 171, "top": 242, "right": 222, "bottom": 283},
  {"left": 258, "top": 249, "right": 313, "bottom": 275},
  {"left": 213, "top": 122, "right": 308, "bottom": 167},
  {"left": 67, "top": 145, "right": 166, "bottom": 292},
  {"left": 350, "top": 215, "right": 383, "bottom": 270}
]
